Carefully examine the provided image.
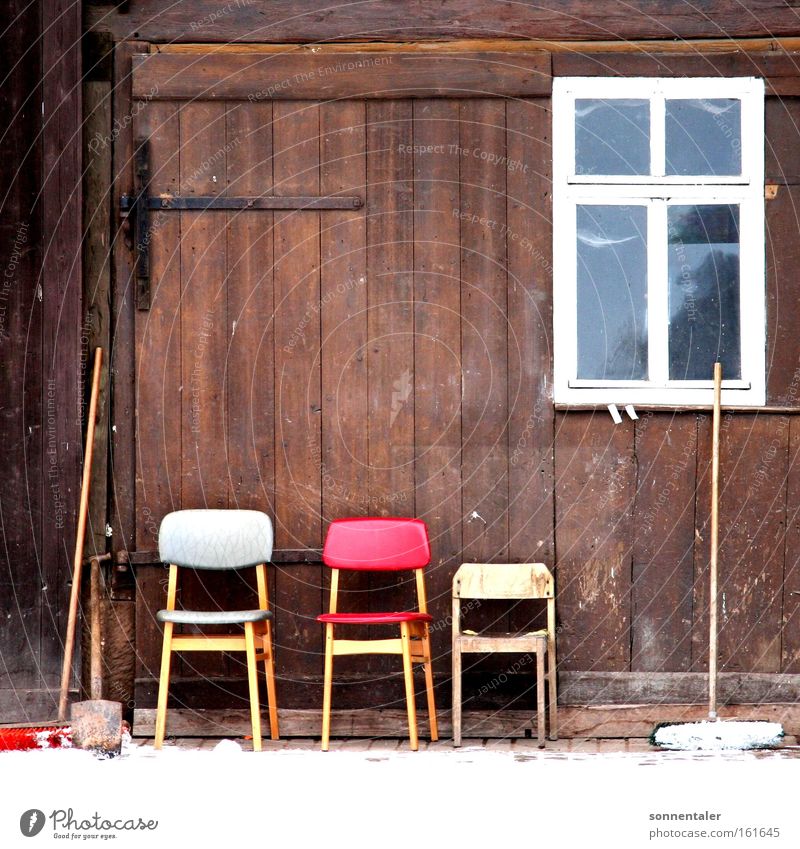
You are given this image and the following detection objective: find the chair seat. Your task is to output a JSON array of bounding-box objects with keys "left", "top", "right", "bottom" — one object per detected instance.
[
  {"left": 157, "top": 608, "right": 273, "bottom": 625},
  {"left": 317, "top": 611, "right": 433, "bottom": 625}
]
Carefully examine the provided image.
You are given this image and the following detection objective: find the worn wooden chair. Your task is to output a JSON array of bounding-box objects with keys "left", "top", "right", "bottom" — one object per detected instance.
[
  {"left": 318, "top": 518, "right": 438, "bottom": 751},
  {"left": 154, "top": 509, "right": 279, "bottom": 751},
  {"left": 451, "top": 562, "right": 557, "bottom": 747}
]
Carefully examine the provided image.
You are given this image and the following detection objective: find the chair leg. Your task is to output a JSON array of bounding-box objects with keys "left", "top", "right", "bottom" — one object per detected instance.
[
  {"left": 245, "top": 621, "right": 263, "bottom": 752},
  {"left": 154, "top": 622, "right": 173, "bottom": 750},
  {"left": 536, "top": 647, "right": 546, "bottom": 749},
  {"left": 321, "top": 623, "right": 334, "bottom": 752},
  {"left": 452, "top": 638, "right": 462, "bottom": 747},
  {"left": 421, "top": 627, "right": 438, "bottom": 742},
  {"left": 262, "top": 621, "right": 279, "bottom": 740},
  {"left": 400, "top": 622, "right": 419, "bottom": 751},
  {"left": 548, "top": 636, "right": 558, "bottom": 740}
]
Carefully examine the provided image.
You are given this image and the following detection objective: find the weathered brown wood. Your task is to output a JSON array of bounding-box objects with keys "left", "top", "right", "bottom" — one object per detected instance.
[
  {"left": 460, "top": 99, "right": 509, "bottom": 567},
  {"left": 127, "top": 548, "right": 322, "bottom": 565},
  {"left": 506, "top": 97, "right": 554, "bottom": 570},
  {"left": 223, "top": 101, "right": 276, "bottom": 628},
  {"left": 553, "top": 50, "right": 800, "bottom": 92},
  {"left": 412, "top": 98, "right": 463, "bottom": 675},
  {"left": 41, "top": 0, "right": 83, "bottom": 687},
  {"left": 224, "top": 102, "right": 275, "bottom": 516},
  {"left": 131, "top": 51, "right": 551, "bottom": 101},
  {"left": 366, "top": 100, "right": 416, "bottom": 651},
  {"left": 0, "top": 0, "right": 44, "bottom": 695},
  {"left": 83, "top": 82, "right": 112, "bottom": 561},
  {"left": 783, "top": 419, "right": 800, "bottom": 672},
  {"left": 88, "top": 2, "right": 800, "bottom": 43},
  {"left": 179, "top": 101, "right": 233, "bottom": 677},
  {"left": 554, "top": 413, "right": 634, "bottom": 671},
  {"left": 272, "top": 101, "right": 324, "bottom": 700},
  {"left": 133, "top": 701, "right": 800, "bottom": 739},
  {"left": 133, "top": 99, "right": 182, "bottom": 683},
  {"left": 318, "top": 100, "right": 370, "bottom": 671},
  {"left": 765, "top": 100, "right": 800, "bottom": 405},
  {"left": 560, "top": 671, "right": 800, "bottom": 705},
  {"left": 111, "top": 40, "right": 147, "bottom": 563},
  {"left": 693, "top": 415, "right": 787, "bottom": 673},
  {"left": 141, "top": 38, "right": 800, "bottom": 56},
  {"left": 631, "top": 415, "right": 697, "bottom": 672},
  {"left": 139, "top": 195, "right": 362, "bottom": 210}
]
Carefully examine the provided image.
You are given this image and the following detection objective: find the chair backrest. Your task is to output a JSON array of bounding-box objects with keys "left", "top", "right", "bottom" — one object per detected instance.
[
  {"left": 322, "top": 518, "right": 430, "bottom": 571},
  {"left": 158, "top": 509, "right": 273, "bottom": 570},
  {"left": 453, "top": 563, "right": 553, "bottom": 599}
]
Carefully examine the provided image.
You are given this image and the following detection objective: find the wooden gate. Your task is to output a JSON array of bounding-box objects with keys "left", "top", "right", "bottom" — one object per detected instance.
[{"left": 124, "top": 50, "right": 553, "bottom": 708}]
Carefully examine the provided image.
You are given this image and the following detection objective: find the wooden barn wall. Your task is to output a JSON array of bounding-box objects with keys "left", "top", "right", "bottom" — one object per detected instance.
[
  {"left": 98, "top": 40, "right": 800, "bottom": 716},
  {"left": 0, "top": 0, "right": 83, "bottom": 722}
]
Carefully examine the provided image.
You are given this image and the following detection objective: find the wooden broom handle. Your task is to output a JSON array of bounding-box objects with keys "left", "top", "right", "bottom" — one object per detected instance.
[
  {"left": 58, "top": 348, "right": 103, "bottom": 721},
  {"left": 708, "top": 361, "right": 722, "bottom": 720}
]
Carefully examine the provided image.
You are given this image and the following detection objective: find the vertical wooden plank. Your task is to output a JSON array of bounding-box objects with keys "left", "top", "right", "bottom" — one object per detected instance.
[
  {"left": 0, "top": 0, "right": 43, "bottom": 695},
  {"left": 133, "top": 100, "right": 182, "bottom": 684},
  {"left": 366, "top": 100, "right": 416, "bottom": 515},
  {"left": 224, "top": 102, "right": 276, "bottom": 645},
  {"left": 225, "top": 102, "right": 274, "bottom": 515},
  {"left": 782, "top": 417, "right": 800, "bottom": 671},
  {"left": 412, "top": 99, "right": 462, "bottom": 673},
  {"left": 693, "top": 415, "right": 786, "bottom": 674},
  {"left": 631, "top": 414, "right": 696, "bottom": 672},
  {"left": 506, "top": 98, "right": 554, "bottom": 567},
  {"left": 179, "top": 102, "right": 228, "bottom": 510},
  {"left": 319, "top": 100, "right": 369, "bottom": 673},
  {"left": 554, "top": 413, "right": 634, "bottom": 674},
  {"left": 320, "top": 103, "right": 368, "bottom": 522},
  {"left": 111, "top": 40, "right": 147, "bottom": 559},
  {"left": 178, "top": 102, "right": 230, "bottom": 677},
  {"left": 366, "top": 99, "right": 415, "bottom": 682},
  {"left": 40, "top": 0, "right": 83, "bottom": 685},
  {"left": 459, "top": 99, "right": 509, "bottom": 565},
  {"left": 765, "top": 98, "right": 800, "bottom": 405},
  {"left": 83, "top": 81, "right": 112, "bottom": 559},
  {"left": 272, "top": 101, "right": 323, "bottom": 703},
  {"left": 505, "top": 96, "right": 554, "bottom": 648}
]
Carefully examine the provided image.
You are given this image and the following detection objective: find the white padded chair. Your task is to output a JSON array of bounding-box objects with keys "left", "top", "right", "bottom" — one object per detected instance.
[{"left": 154, "top": 509, "right": 279, "bottom": 751}]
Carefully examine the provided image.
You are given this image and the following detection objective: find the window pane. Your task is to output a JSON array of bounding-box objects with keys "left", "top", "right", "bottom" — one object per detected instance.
[
  {"left": 668, "top": 205, "right": 741, "bottom": 380},
  {"left": 577, "top": 205, "right": 648, "bottom": 380},
  {"left": 575, "top": 99, "right": 650, "bottom": 176},
  {"left": 665, "top": 99, "right": 741, "bottom": 176}
]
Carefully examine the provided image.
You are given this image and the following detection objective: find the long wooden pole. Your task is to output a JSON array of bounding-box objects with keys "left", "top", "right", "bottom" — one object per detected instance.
[
  {"left": 58, "top": 348, "right": 103, "bottom": 721},
  {"left": 708, "top": 361, "right": 722, "bottom": 720}
]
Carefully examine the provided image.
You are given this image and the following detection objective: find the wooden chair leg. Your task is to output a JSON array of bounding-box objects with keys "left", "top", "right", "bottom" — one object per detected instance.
[
  {"left": 400, "top": 622, "right": 419, "bottom": 751},
  {"left": 422, "top": 629, "right": 438, "bottom": 742},
  {"left": 154, "top": 622, "right": 173, "bottom": 750},
  {"left": 245, "top": 621, "right": 263, "bottom": 752},
  {"left": 548, "top": 636, "right": 558, "bottom": 740},
  {"left": 321, "top": 623, "right": 334, "bottom": 752},
  {"left": 262, "top": 621, "right": 279, "bottom": 740},
  {"left": 536, "top": 647, "right": 546, "bottom": 749},
  {"left": 452, "top": 638, "right": 462, "bottom": 747}
]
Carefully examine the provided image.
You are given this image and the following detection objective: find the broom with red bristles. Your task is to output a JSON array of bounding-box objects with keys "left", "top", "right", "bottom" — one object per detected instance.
[{"left": 0, "top": 348, "right": 104, "bottom": 751}]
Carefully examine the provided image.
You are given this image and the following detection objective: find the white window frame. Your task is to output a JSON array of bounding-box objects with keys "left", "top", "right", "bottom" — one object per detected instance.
[{"left": 553, "top": 76, "right": 766, "bottom": 407}]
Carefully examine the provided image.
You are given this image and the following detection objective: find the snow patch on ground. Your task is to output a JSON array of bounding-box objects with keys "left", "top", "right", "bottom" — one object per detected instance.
[{"left": 653, "top": 720, "right": 784, "bottom": 750}]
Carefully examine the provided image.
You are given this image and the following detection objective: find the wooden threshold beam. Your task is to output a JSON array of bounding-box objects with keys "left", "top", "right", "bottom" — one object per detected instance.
[{"left": 134, "top": 704, "right": 800, "bottom": 739}]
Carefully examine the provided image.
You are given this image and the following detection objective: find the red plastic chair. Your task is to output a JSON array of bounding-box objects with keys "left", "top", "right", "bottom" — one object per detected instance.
[{"left": 318, "top": 518, "right": 439, "bottom": 751}]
